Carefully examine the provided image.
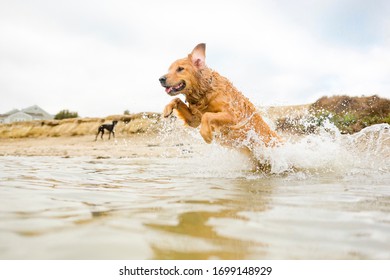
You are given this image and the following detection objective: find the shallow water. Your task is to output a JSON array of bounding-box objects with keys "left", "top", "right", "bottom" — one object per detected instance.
[{"left": 0, "top": 124, "right": 390, "bottom": 259}]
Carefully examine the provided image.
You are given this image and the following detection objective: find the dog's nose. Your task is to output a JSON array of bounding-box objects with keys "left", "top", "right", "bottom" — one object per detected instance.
[{"left": 159, "top": 75, "right": 167, "bottom": 85}]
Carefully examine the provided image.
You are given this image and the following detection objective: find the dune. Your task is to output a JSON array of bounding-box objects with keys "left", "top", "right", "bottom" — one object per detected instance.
[{"left": 0, "top": 112, "right": 161, "bottom": 139}]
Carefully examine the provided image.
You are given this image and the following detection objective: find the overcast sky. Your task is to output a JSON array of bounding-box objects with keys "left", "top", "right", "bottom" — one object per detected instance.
[{"left": 1, "top": 0, "right": 389, "bottom": 117}]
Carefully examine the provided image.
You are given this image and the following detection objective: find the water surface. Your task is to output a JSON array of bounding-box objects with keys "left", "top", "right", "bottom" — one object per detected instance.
[{"left": 0, "top": 124, "right": 389, "bottom": 259}]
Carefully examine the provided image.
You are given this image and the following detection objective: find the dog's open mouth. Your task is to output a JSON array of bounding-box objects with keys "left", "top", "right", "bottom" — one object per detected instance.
[{"left": 164, "top": 81, "right": 186, "bottom": 95}]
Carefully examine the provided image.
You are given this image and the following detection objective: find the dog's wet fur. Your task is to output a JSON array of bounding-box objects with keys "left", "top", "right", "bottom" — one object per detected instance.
[{"left": 160, "top": 43, "right": 282, "bottom": 161}]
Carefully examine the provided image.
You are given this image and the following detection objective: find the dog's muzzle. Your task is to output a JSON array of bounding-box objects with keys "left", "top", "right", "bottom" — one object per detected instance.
[
  {"left": 159, "top": 76, "right": 186, "bottom": 96},
  {"left": 159, "top": 76, "right": 167, "bottom": 86}
]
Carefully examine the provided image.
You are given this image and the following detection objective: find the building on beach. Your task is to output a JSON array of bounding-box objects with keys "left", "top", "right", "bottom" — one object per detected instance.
[{"left": 0, "top": 105, "right": 53, "bottom": 123}]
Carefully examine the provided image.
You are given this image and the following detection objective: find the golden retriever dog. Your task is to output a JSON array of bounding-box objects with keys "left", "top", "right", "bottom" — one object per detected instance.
[{"left": 159, "top": 43, "right": 282, "bottom": 160}]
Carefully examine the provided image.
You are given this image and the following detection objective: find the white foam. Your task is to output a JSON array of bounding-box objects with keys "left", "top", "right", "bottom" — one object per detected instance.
[
  {"left": 158, "top": 117, "right": 390, "bottom": 180},
  {"left": 254, "top": 122, "right": 390, "bottom": 177}
]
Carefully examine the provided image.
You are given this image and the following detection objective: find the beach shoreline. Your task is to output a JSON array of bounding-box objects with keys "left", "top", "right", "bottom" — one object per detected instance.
[{"left": 0, "top": 133, "right": 186, "bottom": 158}]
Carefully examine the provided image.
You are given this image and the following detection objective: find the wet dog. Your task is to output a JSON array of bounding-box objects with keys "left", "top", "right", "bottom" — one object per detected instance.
[
  {"left": 95, "top": 120, "right": 118, "bottom": 141},
  {"left": 159, "top": 43, "right": 281, "bottom": 158}
]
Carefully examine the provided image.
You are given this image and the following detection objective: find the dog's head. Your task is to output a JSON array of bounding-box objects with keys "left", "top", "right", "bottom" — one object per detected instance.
[{"left": 159, "top": 43, "right": 206, "bottom": 97}]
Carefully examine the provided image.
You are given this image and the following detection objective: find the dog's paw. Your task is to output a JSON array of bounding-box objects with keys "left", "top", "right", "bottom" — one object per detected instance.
[
  {"left": 163, "top": 99, "right": 181, "bottom": 118},
  {"left": 200, "top": 127, "right": 213, "bottom": 144},
  {"left": 201, "top": 134, "right": 213, "bottom": 144},
  {"left": 163, "top": 105, "right": 174, "bottom": 118}
]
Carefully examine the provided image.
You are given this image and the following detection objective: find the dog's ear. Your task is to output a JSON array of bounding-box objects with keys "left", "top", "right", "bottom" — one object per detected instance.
[{"left": 189, "top": 43, "right": 206, "bottom": 69}]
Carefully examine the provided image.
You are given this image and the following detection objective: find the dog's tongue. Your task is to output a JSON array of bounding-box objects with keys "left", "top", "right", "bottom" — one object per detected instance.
[{"left": 165, "top": 87, "right": 173, "bottom": 94}]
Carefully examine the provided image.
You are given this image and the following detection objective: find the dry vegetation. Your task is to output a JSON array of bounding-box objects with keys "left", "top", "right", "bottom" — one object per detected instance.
[
  {"left": 0, "top": 112, "right": 161, "bottom": 139},
  {"left": 276, "top": 95, "right": 390, "bottom": 134}
]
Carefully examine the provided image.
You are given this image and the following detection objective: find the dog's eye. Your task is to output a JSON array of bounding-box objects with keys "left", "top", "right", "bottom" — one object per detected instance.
[{"left": 176, "top": 66, "right": 184, "bottom": 72}]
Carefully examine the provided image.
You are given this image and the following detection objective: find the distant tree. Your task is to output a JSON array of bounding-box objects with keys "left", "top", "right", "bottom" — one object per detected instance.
[
  {"left": 124, "top": 110, "right": 130, "bottom": 115},
  {"left": 54, "top": 109, "right": 79, "bottom": 120}
]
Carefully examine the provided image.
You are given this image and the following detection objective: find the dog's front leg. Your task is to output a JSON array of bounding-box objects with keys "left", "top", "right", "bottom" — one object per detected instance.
[
  {"left": 200, "top": 112, "right": 235, "bottom": 143},
  {"left": 163, "top": 98, "right": 201, "bottom": 127}
]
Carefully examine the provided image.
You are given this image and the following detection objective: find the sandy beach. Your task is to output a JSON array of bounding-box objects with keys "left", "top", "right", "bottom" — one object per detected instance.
[
  {"left": 0, "top": 131, "right": 203, "bottom": 159},
  {"left": 0, "top": 105, "right": 311, "bottom": 158},
  {"left": 0, "top": 111, "right": 183, "bottom": 158},
  {"left": 0, "top": 135, "right": 141, "bottom": 157}
]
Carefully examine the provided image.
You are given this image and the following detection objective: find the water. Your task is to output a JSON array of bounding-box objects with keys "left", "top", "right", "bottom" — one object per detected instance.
[{"left": 0, "top": 123, "right": 389, "bottom": 259}]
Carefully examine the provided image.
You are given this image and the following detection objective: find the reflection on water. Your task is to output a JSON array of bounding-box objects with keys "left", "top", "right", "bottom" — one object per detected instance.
[
  {"left": 147, "top": 191, "right": 270, "bottom": 260},
  {"left": 0, "top": 124, "right": 390, "bottom": 259}
]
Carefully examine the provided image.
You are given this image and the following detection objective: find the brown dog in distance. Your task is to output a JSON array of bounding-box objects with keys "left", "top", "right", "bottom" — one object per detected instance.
[{"left": 159, "top": 43, "right": 281, "bottom": 157}]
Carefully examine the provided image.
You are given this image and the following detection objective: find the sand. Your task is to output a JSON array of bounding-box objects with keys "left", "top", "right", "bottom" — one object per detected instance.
[{"left": 0, "top": 133, "right": 194, "bottom": 158}]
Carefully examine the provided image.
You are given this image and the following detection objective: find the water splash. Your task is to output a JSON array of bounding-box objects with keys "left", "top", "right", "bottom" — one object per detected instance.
[
  {"left": 157, "top": 116, "right": 390, "bottom": 180},
  {"left": 253, "top": 122, "right": 390, "bottom": 178}
]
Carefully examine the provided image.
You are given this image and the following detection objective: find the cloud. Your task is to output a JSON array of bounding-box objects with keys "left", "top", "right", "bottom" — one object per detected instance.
[{"left": 0, "top": 0, "right": 389, "bottom": 117}]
